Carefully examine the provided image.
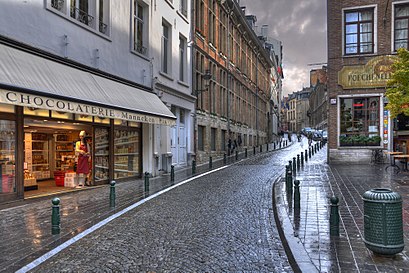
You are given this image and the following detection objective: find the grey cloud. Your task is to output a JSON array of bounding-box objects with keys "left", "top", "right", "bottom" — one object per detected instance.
[{"left": 240, "top": 0, "right": 327, "bottom": 95}]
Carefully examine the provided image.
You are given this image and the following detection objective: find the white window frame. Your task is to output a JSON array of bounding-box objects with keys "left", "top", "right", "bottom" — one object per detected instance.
[
  {"left": 132, "top": 0, "right": 148, "bottom": 56},
  {"left": 342, "top": 5, "right": 378, "bottom": 56},
  {"left": 162, "top": 20, "right": 172, "bottom": 75},
  {"left": 391, "top": 0, "right": 409, "bottom": 52},
  {"left": 179, "top": 35, "right": 187, "bottom": 82},
  {"left": 46, "top": 0, "right": 110, "bottom": 36}
]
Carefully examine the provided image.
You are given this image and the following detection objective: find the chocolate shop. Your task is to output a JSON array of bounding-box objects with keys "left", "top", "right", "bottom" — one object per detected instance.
[{"left": 0, "top": 44, "right": 175, "bottom": 204}]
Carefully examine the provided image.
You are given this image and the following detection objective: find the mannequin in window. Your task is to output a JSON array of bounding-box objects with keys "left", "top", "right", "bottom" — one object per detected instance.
[{"left": 75, "top": 130, "right": 91, "bottom": 186}]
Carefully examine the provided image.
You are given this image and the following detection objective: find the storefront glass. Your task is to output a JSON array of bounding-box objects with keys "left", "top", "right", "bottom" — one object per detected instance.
[
  {"left": 94, "top": 127, "right": 109, "bottom": 182},
  {"left": 339, "top": 97, "right": 381, "bottom": 146},
  {"left": 114, "top": 128, "right": 140, "bottom": 179},
  {"left": 0, "top": 120, "right": 16, "bottom": 193}
]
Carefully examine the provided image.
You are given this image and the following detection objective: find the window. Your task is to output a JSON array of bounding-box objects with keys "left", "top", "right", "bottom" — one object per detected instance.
[
  {"left": 179, "top": 36, "right": 187, "bottom": 82},
  {"left": 208, "top": 1, "right": 216, "bottom": 44},
  {"left": 394, "top": 3, "right": 409, "bottom": 51},
  {"left": 344, "top": 8, "right": 374, "bottom": 55},
  {"left": 198, "top": 125, "right": 205, "bottom": 151},
  {"left": 133, "top": 1, "right": 147, "bottom": 55},
  {"left": 180, "top": 0, "right": 187, "bottom": 17},
  {"left": 339, "top": 97, "right": 381, "bottom": 146},
  {"left": 0, "top": 120, "right": 16, "bottom": 194},
  {"left": 48, "top": 0, "right": 109, "bottom": 35},
  {"left": 195, "top": 0, "right": 204, "bottom": 34},
  {"left": 162, "top": 21, "right": 171, "bottom": 74}
]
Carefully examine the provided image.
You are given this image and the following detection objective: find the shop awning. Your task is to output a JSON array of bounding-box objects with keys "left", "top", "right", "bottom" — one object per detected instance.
[{"left": 0, "top": 43, "right": 176, "bottom": 125}]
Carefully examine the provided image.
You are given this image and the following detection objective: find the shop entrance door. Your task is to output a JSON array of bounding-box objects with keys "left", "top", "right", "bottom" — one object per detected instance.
[{"left": 178, "top": 126, "right": 186, "bottom": 165}]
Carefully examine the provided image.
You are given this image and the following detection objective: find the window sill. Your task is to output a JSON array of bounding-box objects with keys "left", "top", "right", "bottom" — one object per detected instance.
[
  {"left": 177, "top": 80, "right": 189, "bottom": 88},
  {"left": 165, "top": 0, "right": 175, "bottom": 9},
  {"left": 130, "top": 50, "right": 150, "bottom": 61},
  {"left": 342, "top": 52, "right": 378, "bottom": 58},
  {"left": 159, "top": 71, "right": 174, "bottom": 81},
  {"left": 177, "top": 10, "right": 189, "bottom": 24}
]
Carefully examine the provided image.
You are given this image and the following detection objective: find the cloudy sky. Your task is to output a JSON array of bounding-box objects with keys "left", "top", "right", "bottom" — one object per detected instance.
[{"left": 239, "top": 0, "right": 327, "bottom": 96}]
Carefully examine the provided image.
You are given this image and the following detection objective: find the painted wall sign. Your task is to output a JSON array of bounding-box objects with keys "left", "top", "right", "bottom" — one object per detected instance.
[
  {"left": 338, "top": 55, "right": 398, "bottom": 89},
  {"left": 0, "top": 90, "right": 175, "bottom": 126}
]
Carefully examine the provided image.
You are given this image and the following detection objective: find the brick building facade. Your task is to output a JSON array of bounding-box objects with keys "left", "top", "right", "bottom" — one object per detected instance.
[
  {"left": 327, "top": 0, "right": 407, "bottom": 163},
  {"left": 193, "top": 0, "right": 273, "bottom": 161}
]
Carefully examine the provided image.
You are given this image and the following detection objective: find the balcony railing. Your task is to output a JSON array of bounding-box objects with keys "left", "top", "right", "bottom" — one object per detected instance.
[
  {"left": 99, "top": 21, "right": 108, "bottom": 34},
  {"left": 70, "top": 6, "right": 94, "bottom": 27},
  {"left": 51, "top": 0, "right": 64, "bottom": 11},
  {"left": 134, "top": 42, "right": 147, "bottom": 55}
]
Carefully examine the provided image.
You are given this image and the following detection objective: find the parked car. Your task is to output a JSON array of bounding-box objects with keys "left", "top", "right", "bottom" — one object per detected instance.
[
  {"left": 322, "top": 130, "right": 328, "bottom": 141},
  {"left": 312, "top": 131, "right": 323, "bottom": 141}
]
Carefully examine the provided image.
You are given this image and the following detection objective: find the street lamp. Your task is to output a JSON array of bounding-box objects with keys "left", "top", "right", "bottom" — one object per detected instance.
[{"left": 195, "top": 69, "right": 212, "bottom": 96}]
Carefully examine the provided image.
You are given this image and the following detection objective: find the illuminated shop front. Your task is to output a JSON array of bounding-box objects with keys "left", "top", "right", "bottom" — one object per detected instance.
[{"left": 0, "top": 44, "right": 175, "bottom": 204}]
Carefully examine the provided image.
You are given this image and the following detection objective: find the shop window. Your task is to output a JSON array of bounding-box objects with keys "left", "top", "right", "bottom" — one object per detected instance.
[
  {"left": 94, "top": 116, "right": 110, "bottom": 124},
  {"left": 51, "top": 111, "right": 73, "bottom": 119},
  {"left": 0, "top": 104, "right": 14, "bottom": 113},
  {"left": 94, "top": 127, "right": 109, "bottom": 182},
  {"left": 128, "top": 121, "right": 141, "bottom": 127},
  {"left": 0, "top": 120, "right": 16, "bottom": 194},
  {"left": 339, "top": 97, "right": 381, "bottom": 146},
  {"left": 114, "top": 119, "right": 128, "bottom": 126},
  {"left": 114, "top": 128, "right": 140, "bottom": 179},
  {"left": 24, "top": 107, "right": 49, "bottom": 117}
]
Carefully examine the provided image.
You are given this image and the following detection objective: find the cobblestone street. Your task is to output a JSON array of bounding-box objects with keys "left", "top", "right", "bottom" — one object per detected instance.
[{"left": 29, "top": 150, "right": 295, "bottom": 272}]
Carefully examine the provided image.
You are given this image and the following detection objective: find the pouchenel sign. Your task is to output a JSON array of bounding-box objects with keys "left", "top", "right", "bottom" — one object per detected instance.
[
  {"left": 0, "top": 90, "right": 175, "bottom": 126},
  {"left": 338, "top": 55, "right": 398, "bottom": 89}
]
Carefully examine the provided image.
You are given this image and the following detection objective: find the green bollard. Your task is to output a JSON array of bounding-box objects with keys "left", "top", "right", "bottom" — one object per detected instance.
[
  {"left": 51, "top": 197, "right": 61, "bottom": 235},
  {"left": 144, "top": 172, "right": 150, "bottom": 192},
  {"left": 294, "top": 180, "right": 300, "bottom": 210},
  {"left": 209, "top": 156, "right": 213, "bottom": 169},
  {"left": 110, "top": 180, "right": 116, "bottom": 208},
  {"left": 170, "top": 165, "right": 175, "bottom": 183},
  {"left": 235, "top": 150, "right": 238, "bottom": 160},
  {"left": 223, "top": 153, "right": 227, "bottom": 165},
  {"left": 330, "top": 196, "right": 340, "bottom": 236},
  {"left": 245, "top": 148, "right": 247, "bottom": 158},
  {"left": 192, "top": 160, "right": 196, "bottom": 174}
]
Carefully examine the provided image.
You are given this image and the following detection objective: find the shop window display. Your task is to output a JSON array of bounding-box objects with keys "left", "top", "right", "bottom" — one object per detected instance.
[
  {"left": 114, "top": 128, "right": 140, "bottom": 179},
  {"left": 0, "top": 120, "right": 15, "bottom": 193},
  {"left": 339, "top": 97, "right": 381, "bottom": 146}
]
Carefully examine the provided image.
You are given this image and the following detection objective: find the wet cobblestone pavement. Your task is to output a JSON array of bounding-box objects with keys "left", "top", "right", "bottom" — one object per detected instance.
[
  {"left": 2, "top": 135, "right": 409, "bottom": 272},
  {"left": 275, "top": 139, "right": 409, "bottom": 272}
]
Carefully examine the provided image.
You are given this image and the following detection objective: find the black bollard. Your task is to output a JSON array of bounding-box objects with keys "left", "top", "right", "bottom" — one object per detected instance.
[
  {"left": 297, "top": 154, "right": 300, "bottom": 169},
  {"left": 260, "top": 145, "right": 262, "bottom": 153},
  {"left": 293, "top": 157, "right": 296, "bottom": 173},
  {"left": 301, "top": 152, "right": 304, "bottom": 164},
  {"left": 170, "top": 165, "right": 175, "bottom": 183},
  {"left": 253, "top": 146, "right": 256, "bottom": 155},
  {"left": 209, "top": 156, "right": 212, "bottom": 169},
  {"left": 330, "top": 196, "right": 340, "bottom": 236},
  {"left": 245, "top": 148, "right": 248, "bottom": 158},
  {"left": 305, "top": 149, "right": 308, "bottom": 162},
  {"left": 294, "top": 180, "right": 300, "bottom": 210},
  {"left": 274, "top": 142, "right": 276, "bottom": 150},
  {"left": 51, "top": 197, "right": 61, "bottom": 235},
  {"left": 235, "top": 150, "right": 238, "bottom": 160},
  {"left": 285, "top": 165, "right": 289, "bottom": 183},
  {"left": 192, "top": 160, "right": 196, "bottom": 174},
  {"left": 144, "top": 172, "right": 150, "bottom": 192},
  {"left": 267, "top": 143, "right": 269, "bottom": 151},
  {"left": 286, "top": 168, "right": 293, "bottom": 194},
  {"left": 110, "top": 180, "right": 116, "bottom": 208},
  {"left": 223, "top": 153, "right": 227, "bottom": 165},
  {"left": 309, "top": 148, "right": 311, "bottom": 158}
]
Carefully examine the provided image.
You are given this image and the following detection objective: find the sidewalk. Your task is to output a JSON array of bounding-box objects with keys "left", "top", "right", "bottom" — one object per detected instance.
[{"left": 274, "top": 144, "right": 409, "bottom": 272}]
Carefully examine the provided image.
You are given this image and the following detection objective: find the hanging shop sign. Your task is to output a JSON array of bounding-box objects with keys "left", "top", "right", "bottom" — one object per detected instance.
[
  {"left": 0, "top": 90, "right": 175, "bottom": 126},
  {"left": 338, "top": 55, "right": 398, "bottom": 89}
]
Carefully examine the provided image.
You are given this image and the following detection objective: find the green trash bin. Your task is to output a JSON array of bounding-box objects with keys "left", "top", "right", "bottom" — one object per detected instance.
[{"left": 362, "top": 188, "right": 404, "bottom": 255}]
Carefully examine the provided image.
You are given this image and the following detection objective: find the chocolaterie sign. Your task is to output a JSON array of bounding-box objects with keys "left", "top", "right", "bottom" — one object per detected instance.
[{"left": 0, "top": 90, "right": 175, "bottom": 126}]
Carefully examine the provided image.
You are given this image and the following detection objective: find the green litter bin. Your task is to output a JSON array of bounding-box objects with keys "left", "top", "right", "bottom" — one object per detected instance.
[{"left": 362, "top": 188, "right": 404, "bottom": 255}]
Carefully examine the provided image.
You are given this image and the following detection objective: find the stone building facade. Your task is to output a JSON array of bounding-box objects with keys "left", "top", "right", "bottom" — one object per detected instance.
[
  {"left": 193, "top": 0, "right": 273, "bottom": 161},
  {"left": 327, "top": 0, "right": 406, "bottom": 163}
]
